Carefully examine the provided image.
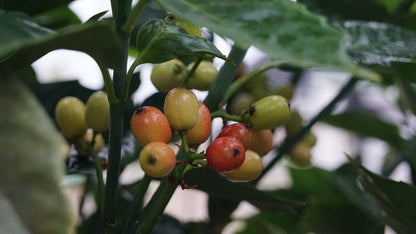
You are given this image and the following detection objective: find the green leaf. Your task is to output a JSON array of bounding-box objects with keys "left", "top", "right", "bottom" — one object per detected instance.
[
  {"left": 0, "top": 73, "right": 73, "bottom": 234},
  {"left": 184, "top": 167, "right": 304, "bottom": 213},
  {"left": 298, "top": 0, "right": 397, "bottom": 22},
  {"left": 135, "top": 19, "right": 228, "bottom": 64},
  {"left": 0, "top": 11, "right": 124, "bottom": 71},
  {"left": 337, "top": 21, "right": 416, "bottom": 66},
  {"left": 156, "top": 0, "right": 379, "bottom": 81},
  {"left": 351, "top": 159, "right": 416, "bottom": 234},
  {"left": 2, "top": 0, "right": 74, "bottom": 16},
  {"left": 325, "top": 111, "right": 405, "bottom": 149},
  {"left": 289, "top": 166, "right": 334, "bottom": 196},
  {"left": 34, "top": 6, "right": 81, "bottom": 29}
]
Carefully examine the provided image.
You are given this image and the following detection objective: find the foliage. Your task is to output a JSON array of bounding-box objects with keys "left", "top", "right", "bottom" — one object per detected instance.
[{"left": 1, "top": 0, "right": 416, "bottom": 233}]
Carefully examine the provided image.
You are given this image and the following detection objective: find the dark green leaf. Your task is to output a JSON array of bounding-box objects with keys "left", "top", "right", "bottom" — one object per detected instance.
[
  {"left": 337, "top": 21, "right": 416, "bottom": 66},
  {"left": 0, "top": 73, "right": 73, "bottom": 233},
  {"left": 0, "top": 12, "right": 124, "bottom": 70},
  {"left": 298, "top": 0, "right": 396, "bottom": 22},
  {"left": 184, "top": 167, "right": 304, "bottom": 213},
  {"left": 289, "top": 166, "right": 333, "bottom": 196},
  {"left": 301, "top": 195, "right": 384, "bottom": 234},
  {"left": 325, "top": 111, "right": 405, "bottom": 149},
  {"left": 3, "top": 0, "right": 74, "bottom": 16},
  {"left": 351, "top": 159, "right": 416, "bottom": 234},
  {"left": 86, "top": 10, "right": 109, "bottom": 23},
  {"left": 136, "top": 19, "right": 228, "bottom": 64},
  {"left": 34, "top": 6, "right": 81, "bottom": 29},
  {"left": 156, "top": 0, "right": 379, "bottom": 81}
]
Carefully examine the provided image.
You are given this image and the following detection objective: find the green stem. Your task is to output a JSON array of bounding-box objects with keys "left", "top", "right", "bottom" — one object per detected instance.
[
  {"left": 90, "top": 134, "right": 105, "bottom": 220},
  {"left": 117, "top": 175, "right": 152, "bottom": 234},
  {"left": 94, "top": 58, "right": 119, "bottom": 104},
  {"left": 179, "top": 131, "right": 190, "bottom": 156},
  {"left": 181, "top": 57, "right": 202, "bottom": 87},
  {"left": 254, "top": 77, "right": 358, "bottom": 183},
  {"left": 122, "top": 0, "right": 151, "bottom": 34},
  {"left": 220, "top": 61, "right": 283, "bottom": 106},
  {"left": 210, "top": 109, "right": 249, "bottom": 123},
  {"left": 204, "top": 45, "right": 247, "bottom": 111},
  {"left": 125, "top": 58, "right": 142, "bottom": 101}
]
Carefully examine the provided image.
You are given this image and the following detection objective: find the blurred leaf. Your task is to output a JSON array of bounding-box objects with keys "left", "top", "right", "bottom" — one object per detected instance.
[
  {"left": 135, "top": 19, "right": 228, "bottom": 64},
  {"left": 0, "top": 12, "right": 124, "bottom": 71},
  {"left": 289, "top": 166, "right": 333, "bottom": 196},
  {"left": 151, "top": 214, "right": 191, "bottom": 234},
  {"left": 301, "top": 195, "right": 384, "bottom": 234},
  {"left": 0, "top": 191, "right": 30, "bottom": 234},
  {"left": 157, "top": 0, "right": 379, "bottom": 81},
  {"left": 0, "top": 73, "right": 73, "bottom": 233},
  {"left": 325, "top": 111, "right": 405, "bottom": 149},
  {"left": 237, "top": 211, "right": 300, "bottom": 234},
  {"left": 337, "top": 21, "right": 416, "bottom": 66},
  {"left": 333, "top": 164, "right": 385, "bottom": 222},
  {"left": 34, "top": 6, "right": 81, "bottom": 29},
  {"left": 184, "top": 167, "right": 304, "bottom": 213},
  {"left": 86, "top": 10, "right": 109, "bottom": 23},
  {"left": 351, "top": 159, "right": 416, "bottom": 234},
  {"left": 298, "top": 0, "right": 397, "bottom": 22},
  {"left": 2, "top": 0, "right": 74, "bottom": 16}
]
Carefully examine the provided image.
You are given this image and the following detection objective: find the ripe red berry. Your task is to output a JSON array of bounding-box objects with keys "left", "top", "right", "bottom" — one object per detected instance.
[
  {"left": 186, "top": 102, "right": 212, "bottom": 145},
  {"left": 130, "top": 106, "right": 172, "bottom": 146},
  {"left": 216, "top": 123, "right": 253, "bottom": 150},
  {"left": 206, "top": 137, "right": 245, "bottom": 172}
]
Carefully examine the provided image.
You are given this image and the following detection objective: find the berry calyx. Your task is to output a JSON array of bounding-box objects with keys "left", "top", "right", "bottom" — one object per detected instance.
[
  {"left": 139, "top": 142, "right": 176, "bottom": 178},
  {"left": 130, "top": 106, "right": 172, "bottom": 146},
  {"left": 206, "top": 137, "right": 245, "bottom": 172}
]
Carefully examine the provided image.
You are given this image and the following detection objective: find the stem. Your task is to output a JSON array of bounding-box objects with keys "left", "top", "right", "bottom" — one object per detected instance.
[
  {"left": 90, "top": 136, "right": 105, "bottom": 220},
  {"left": 95, "top": 58, "right": 119, "bottom": 104},
  {"left": 210, "top": 109, "right": 249, "bottom": 123},
  {"left": 122, "top": 0, "right": 151, "bottom": 34},
  {"left": 125, "top": 58, "right": 142, "bottom": 101},
  {"left": 117, "top": 175, "right": 152, "bottom": 234},
  {"left": 220, "top": 61, "right": 283, "bottom": 105},
  {"left": 179, "top": 131, "right": 191, "bottom": 156},
  {"left": 254, "top": 77, "right": 358, "bottom": 182},
  {"left": 204, "top": 46, "right": 247, "bottom": 111},
  {"left": 181, "top": 57, "right": 202, "bottom": 87}
]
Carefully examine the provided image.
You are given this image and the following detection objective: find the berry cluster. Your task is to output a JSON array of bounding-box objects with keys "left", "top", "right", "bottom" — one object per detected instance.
[{"left": 54, "top": 91, "right": 110, "bottom": 157}]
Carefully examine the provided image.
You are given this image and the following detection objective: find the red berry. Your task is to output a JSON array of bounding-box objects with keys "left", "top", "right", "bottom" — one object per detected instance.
[
  {"left": 130, "top": 106, "right": 172, "bottom": 146},
  {"left": 206, "top": 137, "right": 245, "bottom": 172},
  {"left": 186, "top": 102, "right": 212, "bottom": 145},
  {"left": 216, "top": 123, "right": 253, "bottom": 149}
]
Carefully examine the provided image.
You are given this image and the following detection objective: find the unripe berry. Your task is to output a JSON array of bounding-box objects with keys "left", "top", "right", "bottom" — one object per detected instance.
[
  {"left": 75, "top": 129, "right": 105, "bottom": 156},
  {"left": 228, "top": 92, "right": 254, "bottom": 115},
  {"left": 188, "top": 61, "right": 218, "bottom": 91},
  {"left": 224, "top": 150, "right": 263, "bottom": 182},
  {"left": 139, "top": 142, "right": 176, "bottom": 178},
  {"left": 186, "top": 102, "right": 211, "bottom": 145},
  {"left": 130, "top": 106, "right": 172, "bottom": 146},
  {"left": 284, "top": 111, "right": 303, "bottom": 137},
  {"left": 250, "top": 95, "right": 291, "bottom": 129},
  {"left": 249, "top": 129, "right": 274, "bottom": 157},
  {"left": 151, "top": 59, "right": 185, "bottom": 92},
  {"left": 55, "top": 97, "right": 88, "bottom": 139},
  {"left": 85, "top": 91, "right": 110, "bottom": 132},
  {"left": 289, "top": 142, "right": 312, "bottom": 166},
  {"left": 164, "top": 87, "right": 199, "bottom": 130},
  {"left": 206, "top": 137, "right": 245, "bottom": 172}
]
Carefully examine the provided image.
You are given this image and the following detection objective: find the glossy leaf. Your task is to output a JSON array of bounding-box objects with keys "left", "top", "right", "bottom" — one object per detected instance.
[
  {"left": 325, "top": 111, "right": 405, "bottom": 149},
  {"left": 135, "top": 19, "right": 228, "bottom": 64},
  {"left": 2, "top": 0, "right": 74, "bottom": 16},
  {"left": 156, "top": 0, "right": 379, "bottom": 81},
  {"left": 338, "top": 21, "right": 416, "bottom": 66},
  {"left": 351, "top": 159, "right": 416, "bottom": 234},
  {"left": 34, "top": 6, "right": 82, "bottom": 29},
  {"left": 184, "top": 167, "right": 304, "bottom": 213},
  {"left": 0, "top": 12, "right": 124, "bottom": 71},
  {"left": 0, "top": 73, "right": 73, "bottom": 234}
]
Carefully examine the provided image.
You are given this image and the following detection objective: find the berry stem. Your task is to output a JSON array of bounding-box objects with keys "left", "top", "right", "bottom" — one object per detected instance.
[
  {"left": 179, "top": 131, "right": 191, "bottom": 156},
  {"left": 220, "top": 61, "right": 283, "bottom": 106},
  {"left": 210, "top": 109, "right": 250, "bottom": 124},
  {"left": 254, "top": 77, "right": 358, "bottom": 183},
  {"left": 181, "top": 57, "right": 202, "bottom": 87}
]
